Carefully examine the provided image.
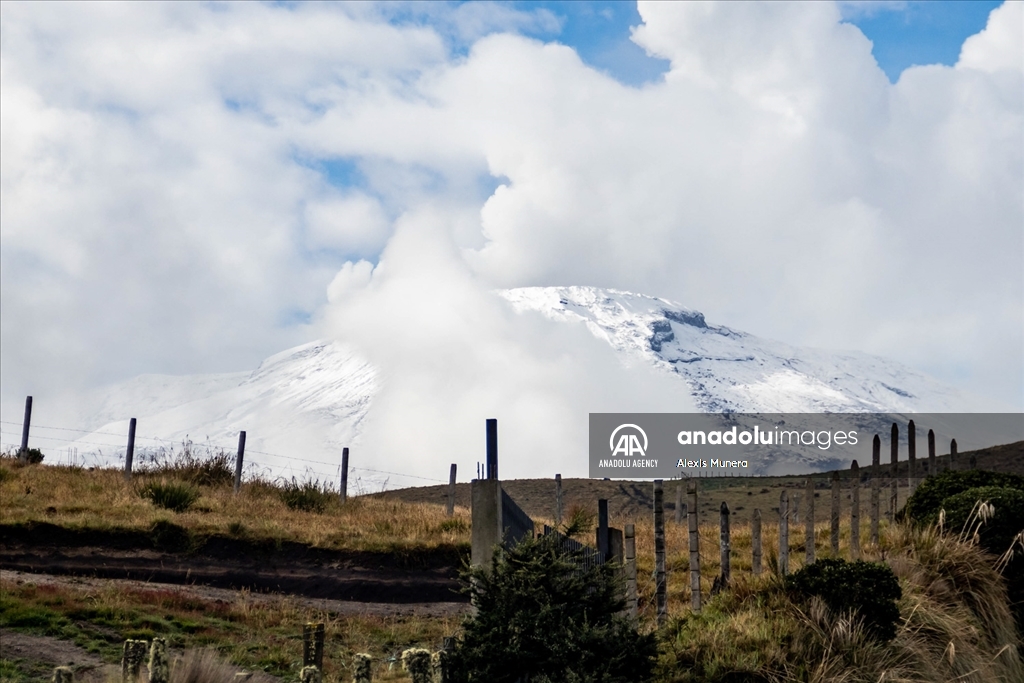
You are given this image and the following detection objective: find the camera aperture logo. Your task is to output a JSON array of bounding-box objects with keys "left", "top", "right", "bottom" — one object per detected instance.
[{"left": 600, "top": 424, "right": 658, "bottom": 468}]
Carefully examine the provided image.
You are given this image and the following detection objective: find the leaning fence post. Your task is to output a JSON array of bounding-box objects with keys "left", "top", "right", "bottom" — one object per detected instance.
[
  {"left": 18, "top": 395, "right": 32, "bottom": 460},
  {"left": 779, "top": 490, "right": 789, "bottom": 576},
  {"left": 950, "top": 438, "right": 957, "bottom": 471},
  {"left": 688, "top": 479, "right": 700, "bottom": 612},
  {"left": 624, "top": 523, "right": 638, "bottom": 619},
  {"left": 654, "top": 480, "right": 667, "bottom": 627},
  {"left": 339, "top": 447, "right": 350, "bottom": 504},
  {"left": 851, "top": 460, "right": 861, "bottom": 560},
  {"left": 908, "top": 419, "right": 917, "bottom": 492},
  {"left": 446, "top": 463, "right": 457, "bottom": 516},
  {"left": 871, "top": 434, "right": 880, "bottom": 545},
  {"left": 830, "top": 471, "right": 840, "bottom": 556},
  {"left": 889, "top": 423, "right": 898, "bottom": 523},
  {"left": 123, "top": 418, "right": 137, "bottom": 482},
  {"left": 303, "top": 622, "right": 325, "bottom": 671},
  {"left": 554, "top": 473, "right": 563, "bottom": 526},
  {"left": 719, "top": 502, "right": 730, "bottom": 590},
  {"left": 928, "top": 429, "right": 936, "bottom": 477},
  {"left": 751, "top": 508, "right": 762, "bottom": 576},
  {"left": 805, "top": 478, "right": 815, "bottom": 565},
  {"left": 233, "top": 431, "right": 246, "bottom": 494}
]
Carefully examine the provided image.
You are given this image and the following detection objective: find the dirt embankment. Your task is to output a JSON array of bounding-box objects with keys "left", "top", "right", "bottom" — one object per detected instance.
[{"left": 0, "top": 521, "right": 469, "bottom": 606}]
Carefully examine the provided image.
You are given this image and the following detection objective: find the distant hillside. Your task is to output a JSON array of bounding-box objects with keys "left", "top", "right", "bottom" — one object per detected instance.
[{"left": 374, "top": 440, "right": 1024, "bottom": 523}]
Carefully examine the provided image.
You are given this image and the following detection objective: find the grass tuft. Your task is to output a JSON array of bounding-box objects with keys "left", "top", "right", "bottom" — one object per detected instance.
[
  {"left": 140, "top": 481, "right": 201, "bottom": 513},
  {"left": 279, "top": 478, "right": 334, "bottom": 514}
]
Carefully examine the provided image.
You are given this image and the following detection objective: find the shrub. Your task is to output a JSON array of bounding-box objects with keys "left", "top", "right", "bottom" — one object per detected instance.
[
  {"left": 143, "top": 440, "right": 234, "bottom": 487},
  {"left": 446, "top": 531, "right": 658, "bottom": 683},
  {"left": 279, "top": 479, "right": 333, "bottom": 513},
  {"left": 140, "top": 481, "right": 200, "bottom": 512},
  {"left": 786, "top": 558, "right": 902, "bottom": 642},
  {"left": 940, "top": 485, "right": 1024, "bottom": 635},
  {"left": 902, "top": 469, "right": 1024, "bottom": 525}
]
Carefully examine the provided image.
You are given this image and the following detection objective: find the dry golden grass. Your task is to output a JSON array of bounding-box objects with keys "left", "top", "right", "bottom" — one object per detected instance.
[{"left": 0, "top": 460, "right": 470, "bottom": 553}]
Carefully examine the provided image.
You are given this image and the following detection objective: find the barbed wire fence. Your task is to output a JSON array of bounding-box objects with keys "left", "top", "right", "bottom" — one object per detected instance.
[{"left": 0, "top": 418, "right": 447, "bottom": 493}]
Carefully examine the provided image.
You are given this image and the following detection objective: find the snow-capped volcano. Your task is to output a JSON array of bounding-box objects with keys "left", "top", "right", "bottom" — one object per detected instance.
[
  {"left": 499, "top": 286, "right": 980, "bottom": 414},
  {"left": 42, "top": 286, "right": 993, "bottom": 483}
]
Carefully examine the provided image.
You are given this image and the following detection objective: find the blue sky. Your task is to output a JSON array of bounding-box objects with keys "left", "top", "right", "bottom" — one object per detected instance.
[{"left": 499, "top": 0, "right": 1005, "bottom": 85}]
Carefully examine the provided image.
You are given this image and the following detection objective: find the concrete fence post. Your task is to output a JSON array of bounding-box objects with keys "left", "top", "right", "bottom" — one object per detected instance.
[
  {"left": 123, "top": 418, "right": 137, "bottom": 482},
  {"left": 233, "top": 431, "right": 246, "bottom": 494},
  {"left": 470, "top": 479, "right": 502, "bottom": 573},
  {"left": 830, "top": 471, "right": 840, "bottom": 556},
  {"left": 18, "top": 396, "right": 33, "bottom": 460},
  {"left": 928, "top": 429, "right": 936, "bottom": 478},
  {"left": 719, "top": 501, "right": 730, "bottom": 590},
  {"left": 52, "top": 667, "right": 73, "bottom": 683},
  {"left": 624, "top": 523, "right": 638, "bottom": 619},
  {"left": 851, "top": 460, "right": 861, "bottom": 560},
  {"left": 908, "top": 419, "right": 917, "bottom": 492},
  {"left": 148, "top": 638, "right": 169, "bottom": 683},
  {"left": 121, "top": 639, "right": 147, "bottom": 682},
  {"left": 353, "top": 653, "right": 373, "bottom": 683},
  {"left": 676, "top": 484, "right": 684, "bottom": 525},
  {"left": 303, "top": 622, "right": 325, "bottom": 671},
  {"left": 446, "top": 464, "right": 457, "bottom": 516},
  {"left": 654, "top": 480, "right": 667, "bottom": 627},
  {"left": 889, "top": 423, "right": 899, "bottom": 523},
  {"left": 688, "top": 479, "right": 700, "bottom": 612},
  {"left": 871, "top": 434, "right": 881, "bottom": 546},
  {"left": 792, "top": 494, "right": 800, "bottom": 525},
  {"left": 299, "top": 666, "right": 322, "bottom": 683},
  {"left": 779, "top": 490, "right": 789, "bottom": 576},
  {"left": 555, "top": 473, "right": 563, "bottom": 526},
  {"left": 805, "top": 478, "right": 815, "bottom": 565},
  {"left": 339, "top": 447, "right": 350, "bottom": 504},
  {"left": 597, "top": 498, "right": 610, "bottom": 561},
  {"left": 751, "top": 508, "right": 762, "bottom": 576}
]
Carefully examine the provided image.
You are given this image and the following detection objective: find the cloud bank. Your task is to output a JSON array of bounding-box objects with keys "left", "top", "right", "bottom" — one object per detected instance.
[{"left": 1, "top": 2, "right": 1020, "bottom": 472}]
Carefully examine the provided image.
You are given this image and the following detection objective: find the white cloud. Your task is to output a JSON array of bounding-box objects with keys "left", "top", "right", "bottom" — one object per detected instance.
[{"left": 1, "top": 0, "right": 1021, "bottom": 458}]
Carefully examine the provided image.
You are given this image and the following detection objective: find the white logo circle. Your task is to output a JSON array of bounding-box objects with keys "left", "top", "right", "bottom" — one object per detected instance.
[{"left": 609, "top": 424, "right": 648, "bottom": 455}]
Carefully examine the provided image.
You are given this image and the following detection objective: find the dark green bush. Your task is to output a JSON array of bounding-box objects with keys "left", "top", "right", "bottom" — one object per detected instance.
[
  {"left": 901, "top": 469, "right": 1024, "bottom": 525},
  {"left": 939, "top": 486, "right": 1024, "bottom": 554},
  {"left": 140, "top": 481, "right": 200, "bottom": 512},
  {"left": 940, "top": 485, "right": 1024, "bottom": 635},
  {"left": 446, "top": 532, "right": 658, "bottom": 683},
  {"left": 786, "top": 558, "right": 902, "bottom": 642},
  {"left": 279, "top": 479, "right": 333, "bottom": 513},
  {"left": 20, "top": 448, "right": 44, "bottom": 464}
]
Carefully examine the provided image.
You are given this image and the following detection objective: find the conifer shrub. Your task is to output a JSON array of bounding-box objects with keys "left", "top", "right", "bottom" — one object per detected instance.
[
  {"left": 901, "top": 469, "right": 1024, "bottom": 525},
  {"left": 786, "top": 558, "right": 902, "bottom": 642},
  {"left": 445, "top": 531, "right": 658, "bottom": 683}
]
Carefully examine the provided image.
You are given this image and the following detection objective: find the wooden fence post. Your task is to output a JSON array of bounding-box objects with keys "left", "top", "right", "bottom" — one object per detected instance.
[
  {"left": 233, "top": 431, "right": 246, "bottom": 495},
  {"left": 624, "top": 523, "right": 638, "bottom": 619},
  {"left": 928, "top": 429, "right": 936, "bottom": 478},
  {"left": 676, "top": 484, "right": 684, "bottom": 525},
  {"left": 123, "top": 417, "right": 137, "bottom": 482},
  {"left": 950, "top": 438, "right": 957, "bottom": 471},
  {"left": 752, "top": 508, "right": 762, "bottom": 576},
  {"left": 851, "top": 460, "right": 860, "bottom": 560},
  {"left": 805, "top": 478, "right": 815, "bottom": 565},
  {"left": 18, "top": 395, "right": 32, "bottom": 460},
  {"left": 779, "top": 490, "right": 789, "bottom": 576},
  {"left": 889, "top": 423, "right": 898, "bottom": 523},
  {"left": 121, "top": 639, "right": 148, "bottom": 682},
  {"left": 654, "top": 480, "right": 667, "bottom": 626},
  {"left": 871, "top": 434, "right": 880, "bottom": 545},
  {"left": 908, "top": 419, "right": 917, "bottom": 492},
  {"left": 485, "top": 418, "right": 498, "bottom": 480},
  {"left": 719, "top": 502, "right": 730, "bottom": 590},
  {"left": 303, "top": 622, "right": 325, "bottom": 671},
  {"left": 446, "top": 463, "right": 457, "bottom": 516},
  {"left": 830, "top": 472, "right": 840, "bottom": 555},
  {"left": 688, "top": 480, "right": 700, "bottom": 612},
  {"left": 340, "top": 447, "right": 349, "bottom": 504},
  {"left": 555, "top": 473, "right": 563, "bottom": 526},
  {"left": 792, "top": 494, "right": 800, "bottom": 525},
  {"left": 597, "top": 499, "right": 610, "bottom": 560}
]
